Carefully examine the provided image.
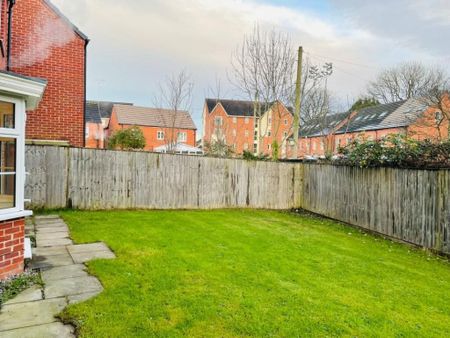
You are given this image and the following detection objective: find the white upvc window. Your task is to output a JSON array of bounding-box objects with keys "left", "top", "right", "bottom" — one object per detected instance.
[
  {"left": 177, "top": 132, "right": 187, "bottom": 142},
  {"left": 244, "top": 130, "right": 249, "bottom": 137},
  {"left": 157, "top": 131, "right": 165, "bottom": 140},
  {"left": 214, "top": 116, "right": 223, "bottom": 126},
  {"left": 232, "top": 117, "right": 237, "bottom": 123},
  {"left": 0, "top": 96, "right": 25, "bottom": 216},
  {"left": 244, "top": 117, "right": 249, "bottom": 124},
  {"left": 232, "top": 129, "right": 236, "bottom": 137},
  {"left": 85, "top": 127, "right": 89, "bottom": 138}
]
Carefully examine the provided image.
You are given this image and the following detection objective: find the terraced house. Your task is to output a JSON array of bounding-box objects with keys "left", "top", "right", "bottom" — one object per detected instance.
[
  {"left": 202, "top": 98, "right": 293, "bottom": 157},
  {"left": 298, "top": 98, "right": 449, "bottom": 158}
]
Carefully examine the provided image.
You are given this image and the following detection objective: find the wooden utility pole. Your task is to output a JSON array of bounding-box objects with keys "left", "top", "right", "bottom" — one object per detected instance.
[{"left": 292, "top": 46, "right": 303, "bottom": 158}]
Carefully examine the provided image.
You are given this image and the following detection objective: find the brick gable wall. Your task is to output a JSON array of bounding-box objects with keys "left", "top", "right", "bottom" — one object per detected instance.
[{"left": 7, "top": 0, "right": 87, "bottom": 147}]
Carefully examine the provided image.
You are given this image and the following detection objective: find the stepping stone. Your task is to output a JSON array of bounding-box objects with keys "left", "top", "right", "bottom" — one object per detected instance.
[
  {"left": 35, "top": 221, "right": 67, "bottom": 228},
  {"left": 68, "top": 291, "right": 102, "bottom": 304},
  {"left": 36, "top": 238, "right": 73, "bottom": 247},
  {"left": 70, "top": 250, "right": 116, "bottom": 264},
  {"left": 0, "top": 322, "right": 74, "bottom": 338},
  {"left": 34, "top": 215, "right": 60, "bottom": 220},
  {"left": 0, "top": 298, "right": 67, "bottom": 332},
  {"left": 33, "top": 246, "right": 69, "bottom": 257},
  {"left": 36, "top": 225, "right": 69, "bottom": 233},
  {"left": 30, "top": 253, "right": 74, "bottom": 269},
  {"left": 36, "top": 232, "right": 70, "bottom": 241},
  {"left": 67, "top": 242, "right": 110, "bottom": 254},
  {"left": 42, "top": 264, "right": 88, "bottom": 282},
  {"left": 45, "top": 276, "right": 103, "bottom": 299},
  {"left": 4, "top": 285, "right": 43, "bottom": 305}
]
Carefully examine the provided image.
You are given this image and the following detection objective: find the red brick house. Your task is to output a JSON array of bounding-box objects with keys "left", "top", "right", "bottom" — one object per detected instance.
[
  {"left": 5, "top": 0, "right": 88, "bottom": 147},
  {"left": 86, "top": 101, "right": 134, "bottom": 149},
  {"left": 296, "top": 98, "right": 449, "bottom": 159},
  {"left": 202, "top": 99, "right": 293, "bottom": 157},
  {"left": 108, "top": 105, "right": 197, "bottom": 151}
]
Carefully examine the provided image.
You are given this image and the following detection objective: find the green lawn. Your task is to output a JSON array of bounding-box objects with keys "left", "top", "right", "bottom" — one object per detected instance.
[{"left": 58, "top": 210, "right": 450, "bottom": 337}]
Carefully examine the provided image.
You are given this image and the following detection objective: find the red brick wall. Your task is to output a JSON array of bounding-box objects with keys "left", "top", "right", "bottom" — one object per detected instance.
[
  {"left": 108, "top": 110, "right": 196, "bottom": 151},
  {"left": 8, "top": 0, "right": 87, "bottom": 147},
  {"left": 86, "top": 122, "right": 105, "bottom": 149},
  {"left": 203, "top": 103, "right": 255, "bottom": 154},
  {"left": 0, "top": 218, "right": 24, "bottom": 280}
]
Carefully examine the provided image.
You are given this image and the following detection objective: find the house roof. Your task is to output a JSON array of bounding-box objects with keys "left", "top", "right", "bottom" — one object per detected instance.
[
  {"left": 113, "top": 105, "right": 197, "bottom": 130},
  {"left": 205, "top": 98, "right": 289, "bottom": 117},
  {"left": 86, "top": 100, "right": 133, "bottom": 121},
  {"left": 299, "top": 111, "right": 351, "bottom": 137},
  {"left": 335, "top": 99, "right": 427, "bottom": 134},
  {"left": 43, "top": 0, "right": 89, "bottom": 42}
]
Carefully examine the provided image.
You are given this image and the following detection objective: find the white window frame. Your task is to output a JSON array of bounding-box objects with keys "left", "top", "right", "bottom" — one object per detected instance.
[
  {"left": 214, "top": 116, "right": 223, "bottom": 126},
  {"left": 0, "top": 95, "right": 25, "bottom": 216},
  {"left": 157, "top": 130, "right": 165, "bottom": 140},
  {"left": 232, "top": 117, "right": 237, "bottom": 124},
  {"left": 177, "top": 132, "right": 187, "bottom": 142},
  {"left": 244, "top": 117, "right": 249, "bottom": 124},
  {"left": 85, "top": 127, "right": 89, "bottom": 138}
]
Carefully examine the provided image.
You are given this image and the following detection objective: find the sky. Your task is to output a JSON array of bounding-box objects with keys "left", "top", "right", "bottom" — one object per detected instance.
[{"left": 51, "top": 0, "right": 450, "bottom": 136}]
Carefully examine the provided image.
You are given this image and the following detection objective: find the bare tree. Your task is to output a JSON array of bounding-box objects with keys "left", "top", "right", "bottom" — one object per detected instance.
[
  {"left": 230, "top": 25, "right": 295, "bottom": 156},
  {"left": 154, "top": 70, "right": 194, "bottom": 152},
  {"left": 368, "top": 61, "right": 450, "bottom": 140},
  {"left": 367, "top": 61, "right": 448, "bottom": 103}
]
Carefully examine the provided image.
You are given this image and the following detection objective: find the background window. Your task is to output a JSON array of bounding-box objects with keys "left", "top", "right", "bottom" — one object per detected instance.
[
  {"left": 232, "top": 117, "right": 237, "bottom": 123},
  {"left": 157, "top": 131, "right": 165, "bottom": 140},
  {"left": 214, "top": 117, "right": 223, "bottom": 126},
  {"left": 244, "top": 117, "right": 249, "bottom": 124}
]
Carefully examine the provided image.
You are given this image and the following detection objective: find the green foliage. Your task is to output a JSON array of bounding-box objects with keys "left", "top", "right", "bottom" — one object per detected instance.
[
  {"left": 107, "top": 126, "right": 146, "bottom": 150},
  {"left": 242, "top": 150, "right": 270, "bottom": 161},
  {"left": 337, "top": 134, "right": 450, "bottom": 168},
  {"left": 350, "top": 97, "right": 380, "bottom": 111},
  {"left": 203, "top": 140, "right": 234, "bottom": 158},
  {"left": 0, "top": 271, "right": 42, "bottom": 307},
  {"left": 59, "top": 209, "right": 450, "bottom": 337},
  {"left": 271, "top": 140, "right": 279, "bottom": 159}
]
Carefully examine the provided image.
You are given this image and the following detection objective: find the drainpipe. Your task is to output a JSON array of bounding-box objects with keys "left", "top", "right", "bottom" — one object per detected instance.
[{"left": 6, "top": 0, "right": 15, "bottom": 71}]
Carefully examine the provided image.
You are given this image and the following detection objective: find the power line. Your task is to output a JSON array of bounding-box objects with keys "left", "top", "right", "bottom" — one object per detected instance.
[{"left": 305, "top": 51, "right": 379, "bottom": 70}]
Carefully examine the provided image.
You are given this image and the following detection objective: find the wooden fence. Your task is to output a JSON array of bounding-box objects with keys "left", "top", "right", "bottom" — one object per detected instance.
[
  {"left": 24, "top": 146, "right": 450, "bottom": 254},
  {"left": 25, "top": 146, "right": 303, "bottom": 210},
  {"left": 301, "top": 164, "right": 450, "bottom": 254}
]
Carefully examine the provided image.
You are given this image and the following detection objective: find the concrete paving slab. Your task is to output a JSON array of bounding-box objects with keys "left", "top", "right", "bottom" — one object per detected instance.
[
  {"left": 30, "top": 253, "right": 74, "bottom": 269},
  {"left": 70, "top": 250, "right": 116, "bottom": 264},
  {"left": 67, "top": 242, "right": 110, "bottom": 254},
  {"left": 0, "top": 322, "right": 74, "bottom": 338},
  {"left": 68, "top": 291, "right": 102, "bottom": 304},
  {"left": 33, "top": 246, "right": 68, "bottom": 257},
  {"left": 36, "top": 238, "right": 73, "bottom": 247},
  {"left": 42, "top": 264, "right": 88, "bottom": 282},
  {"left": 36, "top": 225, "right": 69, "bottom": 233},
  {"left": 34, "top": 215, "right": 60, "bottom": 220},
  {"left": 0, "top": 298, "right": 67, "bottom": 332},
  {"left": 45, "top": 276, "right": 103, "bottom": 299},
  {"left": 35, "top": 222, "right": 67, "bottom": 228},
  {"left": 4, "top": 285, "right": 43, "bottom": 305},
  {"left": 36, "top": 232, "right": 70, "bottom": 241}
]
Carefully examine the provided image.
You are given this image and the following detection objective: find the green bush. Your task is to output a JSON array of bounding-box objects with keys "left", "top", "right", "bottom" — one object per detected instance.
[
  {"left": 337, "top": 134, "right": 450, "bottom": 169},
  {"left": 107, "top": 126, "right": 146, "bottom": 150}
]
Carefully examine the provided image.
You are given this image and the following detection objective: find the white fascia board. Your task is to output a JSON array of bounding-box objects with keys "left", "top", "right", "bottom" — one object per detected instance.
[{"left": 0, "top": 72, "right": 47, "bottom": 110}]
